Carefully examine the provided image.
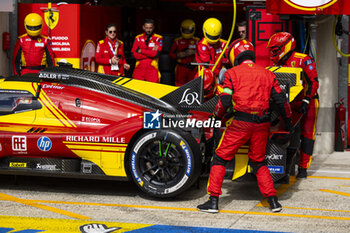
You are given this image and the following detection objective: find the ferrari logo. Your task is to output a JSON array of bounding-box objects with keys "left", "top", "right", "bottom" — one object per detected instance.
[
  {"left": 291, "top": 61, "right": 295, "bottom": 67},
  {"left": 44, "top": 10, "right": 59, "bottom": 29}
]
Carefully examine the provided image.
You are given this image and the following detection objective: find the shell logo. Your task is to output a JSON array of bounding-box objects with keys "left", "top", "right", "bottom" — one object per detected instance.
[{"left": 284, "top": 0, "right": 338, "bottom": 11}]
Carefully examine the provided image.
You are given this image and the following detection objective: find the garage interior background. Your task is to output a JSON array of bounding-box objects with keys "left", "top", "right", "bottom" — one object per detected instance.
[{"left": 0, "top": 0, "right": 349, "bottom": 156}]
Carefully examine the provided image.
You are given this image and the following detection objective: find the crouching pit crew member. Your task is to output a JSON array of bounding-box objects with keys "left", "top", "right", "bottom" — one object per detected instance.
[
  {"left": 13, "top": 13, "right": 56, "bottom": 76},
  {"left": 267, "top": 32, "right": 319, "bottom": 179},
  {"left": 197, "top": 39, "right": 292, "bottom": 213}
]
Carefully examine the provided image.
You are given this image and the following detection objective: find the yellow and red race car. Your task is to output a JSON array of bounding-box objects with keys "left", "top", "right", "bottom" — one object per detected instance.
[
  {"left": 0, "top": 65, "right": 214, "bottom": 198},
  {"left": 0, "top": 64, "right": 303, "bottom": 198}
]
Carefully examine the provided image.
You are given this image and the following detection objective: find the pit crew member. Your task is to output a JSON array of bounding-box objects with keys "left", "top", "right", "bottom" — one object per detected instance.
[
  {"left": 197, "top": 39, "right": 292, "bottom": 213},
  {"left": 169, "top": 19, "right": 199, "bottom": 86},
  {"left": 267, "top": 32, "right": 319, "bottom": 179},
  {"left": 131, "top": 19, "right": 163, "bottom": 83},
  {"left": 195, "top": 18, "right": 228, "bottom": 78},
  {"left": 12, "top": 13, "right": 55, "bottom": 76}
]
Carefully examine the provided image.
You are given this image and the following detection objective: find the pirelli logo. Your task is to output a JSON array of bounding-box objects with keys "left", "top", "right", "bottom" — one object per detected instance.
[{"left": 9, "top": 162, "right": 27, "bottom": 168}]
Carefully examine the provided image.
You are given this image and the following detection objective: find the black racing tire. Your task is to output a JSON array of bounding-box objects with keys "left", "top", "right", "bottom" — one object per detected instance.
[{"left": 129, "top": 129, "right": 201, "bottom": 198}]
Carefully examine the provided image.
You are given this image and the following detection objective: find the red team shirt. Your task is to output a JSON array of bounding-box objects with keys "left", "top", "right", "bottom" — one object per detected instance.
[
  {"left": 12, "top": 34, "right": 56, "bottom": 76},
  {"left": 96, "top": 37, "right": 127, "bottom": 76},
  {"left": 195, "top": 38, "right": 228, "bottom": 76}
]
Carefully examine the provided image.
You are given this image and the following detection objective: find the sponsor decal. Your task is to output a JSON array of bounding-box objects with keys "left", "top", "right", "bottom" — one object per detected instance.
[
  {"left": 34, "top": 42, "right": 44, "bottom": 47},
  {"left": 266, "top": 154, "right": 283, "bottom": 160},
  {"left": 268, "top": 166, "right": 284, "bottom": 174},
  {"left": 9, "top": 162, "right": 27, "bottom": 168},
  {"left": 304, "top": 59, "right": 313, "bottom": 66},
  {"left": 65, "top": 136, "right": 125, "bottom": 143},
  {"left": 37, "top": 136, "right": 52, "bottom": 152},
  {"left": 131, "top": 152, "right": 143, "bottom": 186},
  {"left": 12, "top": 136, "right": 27, "bottom": 151},
  {"left": 164, "top": 141, "right": 191, "bottom": 194},
  {"left": 38, "top": 72, "right": 69, "bottom": 80},
  {"left": 36, "top": 163, "right": 59, "bottom": 171},
  {"left": 82, "top": 116, "right": 101, "bottom": 123},
  {"left": 143, "top": 110, "right": 161, "bottom": 129},
  {"left": 0, "top": 143, "right": 2, "bottom": 151},
  {"left": 44, "top": 9, "right": 59, "bottom": 30},
  {"left": 42, "top": 84, "right": 64, "bottom": 90},
  {"left": 309, "top": 65, "right": 313, "bottom": 70},
  {"left": 131, "top": 133, "right": 157, "bottom": 186},
  {"left": 133, "top": 133, "right": 157, "bottom": 154},
  {"left": 202, "top": 46, "right": 206, "bottom": 51},
  {"left": 179, "top": 88, "right": 201, "bottom": 106},
  {"left": 180, "top": 141, "right": 192, "bottom": 176}
]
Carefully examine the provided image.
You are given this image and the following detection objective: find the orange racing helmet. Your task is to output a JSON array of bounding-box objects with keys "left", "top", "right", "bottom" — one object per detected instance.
[
  {"left": 267, "top": 32, "right": 296, "bottom": 64},
  {"left": 228, "top": 39, "right": 255, "bottom": 66}
]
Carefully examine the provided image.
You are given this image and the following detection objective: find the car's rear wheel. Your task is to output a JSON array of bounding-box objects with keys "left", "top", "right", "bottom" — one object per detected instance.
[{"left": 129, "top": 129, "right": 201, "bottom": 198}]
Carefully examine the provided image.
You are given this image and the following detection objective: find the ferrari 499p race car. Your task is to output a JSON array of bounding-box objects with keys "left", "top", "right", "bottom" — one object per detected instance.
[{"left": 0, "top": 64, "right": 303, "bottom": 198}]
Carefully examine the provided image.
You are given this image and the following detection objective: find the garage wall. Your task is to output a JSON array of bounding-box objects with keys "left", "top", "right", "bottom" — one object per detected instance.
[
  {"left": 314, "top": 16, "right": 338, "bottom": 155},
  {"left": 0, "top": 12, "right": 10, "bottom": 77}
]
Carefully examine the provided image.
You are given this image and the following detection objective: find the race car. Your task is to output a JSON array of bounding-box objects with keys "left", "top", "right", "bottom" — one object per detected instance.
[
  {"left": 0, "top": 64, "right": 303, "bottom": 198},
  {"left": 0, "top": 64, "right": 211, "bottom": 198}
]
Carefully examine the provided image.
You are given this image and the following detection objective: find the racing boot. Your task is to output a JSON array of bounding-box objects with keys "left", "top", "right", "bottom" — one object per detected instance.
[
  {"left": 197, "top": 196, "right": 219, "bottom": 213},
  {"left": 296, "top": 167, "right": 307, "bottom": 179},
  {"left": 268, "top": 196, "right": 282, "bottom": 212}
]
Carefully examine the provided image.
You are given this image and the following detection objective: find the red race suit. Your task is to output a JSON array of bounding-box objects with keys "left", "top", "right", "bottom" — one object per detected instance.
[
  {"left": 281, "top": 51, "right": 319, "bottom": 169},
  {"left": 195, "top": 38, "right": 228, "bottom": 77},
  {"left": 96, "top": 37, "right": 127, "bottom": 76},
  {"left": 12, "top": 34, "right": 55, "bottom": 76},
  {"left": 131, "top": 33, "right": 163, "bottom": 82},
  {"left": 169, "top": 36, "right": 199, "bottom": 86},
  {"left": 208, "top": 61, "right": 292, "bottom": 197}
]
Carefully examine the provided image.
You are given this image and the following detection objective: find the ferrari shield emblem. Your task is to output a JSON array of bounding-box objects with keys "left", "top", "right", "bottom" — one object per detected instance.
[
  {"left": 291, "top": 61, "right": 295, "bottom": 67},
  {"left": 44, "top": 11, "right": 59, "bottom": 30}
]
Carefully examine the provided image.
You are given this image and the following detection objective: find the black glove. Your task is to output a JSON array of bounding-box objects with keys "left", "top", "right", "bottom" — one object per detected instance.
[
  {"left": 284, "top": 117, "right": 294, "bottom": 134},
  {"left": 300, "top": 98, "right": 310, "bottom": 114}
]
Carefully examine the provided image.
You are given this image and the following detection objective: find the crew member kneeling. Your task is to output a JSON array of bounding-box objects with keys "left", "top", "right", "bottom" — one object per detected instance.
[{"left": 197, "top": 39, "right": 292, "bottom": 213}]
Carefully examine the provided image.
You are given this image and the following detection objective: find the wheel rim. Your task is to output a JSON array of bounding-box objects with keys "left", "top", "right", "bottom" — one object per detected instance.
[{"left": 138, "top": 140, "right": 186, "bottom": 186}]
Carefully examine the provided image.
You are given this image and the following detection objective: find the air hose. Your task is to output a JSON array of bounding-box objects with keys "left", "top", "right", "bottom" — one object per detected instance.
[
  {"left": 332, "top": 15, "right": 350, "bottom": 57},
  {"left": 211, "top": 0, "right": 237, "bottom": 72}
]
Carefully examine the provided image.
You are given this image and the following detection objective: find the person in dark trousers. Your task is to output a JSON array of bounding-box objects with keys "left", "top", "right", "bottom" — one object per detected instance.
[
  {"left": 267, "top": 32, "right": 319, "bottom": 179},
  {"left": 13, "top": 13, "right": 55, "bottom": 76},
  {"left": 197, "top": 39, "right": 293, "bottom": 213},
  {"left": 131, "top": 19, "right": 163, "bottom": 83}
]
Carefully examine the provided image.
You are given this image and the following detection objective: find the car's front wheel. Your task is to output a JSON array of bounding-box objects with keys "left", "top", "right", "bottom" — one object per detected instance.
[{"left": 129, "top": 129, "right": 201, "bottom": 198}]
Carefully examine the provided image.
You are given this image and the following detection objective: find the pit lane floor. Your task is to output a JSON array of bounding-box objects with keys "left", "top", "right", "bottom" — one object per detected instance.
[{"left": 0, "top": 152, "right": 350, "bottom": 233}]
